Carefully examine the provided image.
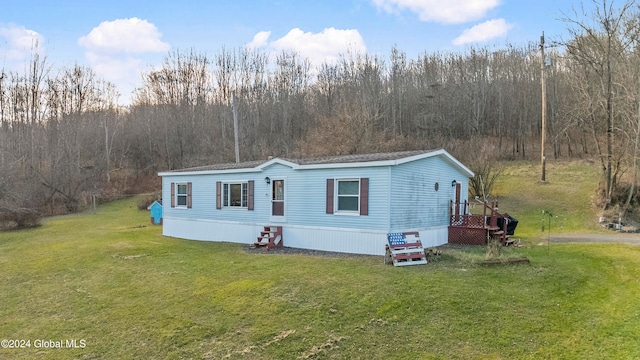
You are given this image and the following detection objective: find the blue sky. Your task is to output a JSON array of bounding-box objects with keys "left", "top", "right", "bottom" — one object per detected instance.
[{"left": 1, "top": 0, "right": 589, "bottom": 104}]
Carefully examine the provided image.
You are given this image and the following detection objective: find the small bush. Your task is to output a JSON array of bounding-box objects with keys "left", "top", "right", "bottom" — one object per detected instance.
[
  {"left": 596, "top": 181, "right": 640, "bottom": 212},
  {"left": 0, "top": 208, "right": 41, "bottom": 231},
  {"left": 460, "top": 137, "right": 504, "bottom": 199},
  {"left": 469, "top": 162, "right": 504, "bottom": 199},
  {"left": 137, "top": 193, "right": 160, "bottom": 210}
]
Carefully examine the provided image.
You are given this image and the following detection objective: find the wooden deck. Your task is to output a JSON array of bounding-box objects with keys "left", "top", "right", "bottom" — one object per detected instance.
[{"left": 448, "top": 200, "right": 513, "bottom": 246}]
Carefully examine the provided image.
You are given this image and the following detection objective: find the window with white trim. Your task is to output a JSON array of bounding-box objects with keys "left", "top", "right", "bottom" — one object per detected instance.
[
  {"left": 223, "top": 182, "right": 248, "bottom": 208},
  {"left": 336, "top": 179, "right": 360, "bottom": 213},
  {"left": 176, "top": 183, "right": 188, "bottom": 207}
]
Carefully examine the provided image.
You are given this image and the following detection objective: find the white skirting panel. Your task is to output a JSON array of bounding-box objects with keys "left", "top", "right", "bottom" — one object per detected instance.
[
  {"left": 162, "top": 217, "right": 449, "bottom": 256},
  {"left": 163, "top": 217, "right": 263, "bottom": 244},
  {"left": 413, "top": 225, "right": 449, "bottom": 248},
  {"left": 282, "top": 225, "right": 388, "bottom": 255}
]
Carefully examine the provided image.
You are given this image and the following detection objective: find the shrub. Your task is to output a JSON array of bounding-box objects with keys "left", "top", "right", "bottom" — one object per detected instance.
[
  {"left": 137, "top": 193, "right": 160, "bottom": 210},
  {"left": 469, "top": 162, "right": 504, "bottom": 199},
  {"left": 0, "top": 208, "right": 41, "bottom": 231}
]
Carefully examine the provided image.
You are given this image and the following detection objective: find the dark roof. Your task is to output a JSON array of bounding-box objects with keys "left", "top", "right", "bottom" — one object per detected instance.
[
  {"left": 283, "top": 150, "right": 436, "bottom": 165},
  {"left": 168, "top": 149, "right": 439, "bottom": 173},
  {"left": 176, "top": 160, "right": 267, "bottom": 172}
]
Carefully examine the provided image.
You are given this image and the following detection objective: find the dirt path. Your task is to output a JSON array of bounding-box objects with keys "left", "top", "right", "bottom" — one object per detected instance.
[{"left": 549, "top": 232, "right": 640, "bottom": 245}]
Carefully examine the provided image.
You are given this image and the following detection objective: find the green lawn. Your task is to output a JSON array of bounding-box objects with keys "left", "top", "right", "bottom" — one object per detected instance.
[
  {"left": 491, "top": 160, "right": 605, "bottom": 238},
  {"left": 2, "top": 161, "right": 640, "bottom": 359}
]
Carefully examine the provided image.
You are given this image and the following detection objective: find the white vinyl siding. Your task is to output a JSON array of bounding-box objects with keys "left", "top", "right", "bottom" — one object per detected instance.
[{"left": 389, "top": 156, "right": 469, "bottom": 229}]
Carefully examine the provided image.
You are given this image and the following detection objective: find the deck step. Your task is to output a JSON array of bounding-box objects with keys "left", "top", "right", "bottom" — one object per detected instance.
[{"left": 255, "top": 226, "right": 283, "bottom": 249}]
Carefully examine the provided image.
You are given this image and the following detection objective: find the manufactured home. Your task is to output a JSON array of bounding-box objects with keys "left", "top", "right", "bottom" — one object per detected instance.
[{"left": 158, "top": 149, "right": 473, "bottom": 256}]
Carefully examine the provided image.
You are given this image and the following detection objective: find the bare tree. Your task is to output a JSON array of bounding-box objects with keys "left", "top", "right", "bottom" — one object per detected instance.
[{"left": 563, "top": 0, "right": 640, "bottom": 208}]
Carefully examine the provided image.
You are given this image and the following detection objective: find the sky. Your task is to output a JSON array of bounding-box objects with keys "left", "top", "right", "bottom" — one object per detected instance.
[{"left": 1, "top": 0, "right": 592, "bottom": 104}]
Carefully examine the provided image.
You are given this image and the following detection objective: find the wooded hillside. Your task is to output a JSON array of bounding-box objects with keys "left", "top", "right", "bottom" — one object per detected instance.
[{"left": 1, "top": 0, "right": 639, "bottom": 219}]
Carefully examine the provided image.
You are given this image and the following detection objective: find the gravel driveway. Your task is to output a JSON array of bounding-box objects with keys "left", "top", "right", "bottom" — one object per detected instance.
[{"left": 550, "top": 233, "right": 640, "bottom": 245}]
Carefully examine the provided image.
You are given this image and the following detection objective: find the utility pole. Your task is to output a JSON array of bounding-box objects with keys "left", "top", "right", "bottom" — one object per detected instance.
[
  {"left": 540, "top": 31, "right": 547, "bottom": 182},
  {"left": 232, "top": 91, "right": 240, "bottom": 163}
]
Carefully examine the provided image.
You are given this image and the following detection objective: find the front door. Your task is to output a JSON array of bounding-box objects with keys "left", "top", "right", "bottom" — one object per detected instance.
[
  {"left": 271, "top": 179, "right": 285, "bottom": 221},
  {"left": 454, "top": 182, "right": 461, "bottom": 220}
]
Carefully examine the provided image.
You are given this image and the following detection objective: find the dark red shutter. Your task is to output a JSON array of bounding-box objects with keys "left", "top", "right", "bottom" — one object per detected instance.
[
  {"left": 360, "top": 178, "right": 369, "bottom": 216},
  {"left": 247, "top": 180, "right": 254, "bottom": 210},
  {"left": 216, "top": 181, "right": 222, "bottom": 209},
  {"left": 187, "top": 182, "right": 192, "bottom": 208},
  {"left": 326, "top": 179, "right": 334, "bottom": 214},
  {"left": 170, "top": 182, "right": 175, "bottom": 208}
]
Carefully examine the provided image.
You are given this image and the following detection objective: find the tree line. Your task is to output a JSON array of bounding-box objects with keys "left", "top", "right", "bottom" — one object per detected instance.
[{"left": 0, "top": 0, "right": 639, "bottom": 222}]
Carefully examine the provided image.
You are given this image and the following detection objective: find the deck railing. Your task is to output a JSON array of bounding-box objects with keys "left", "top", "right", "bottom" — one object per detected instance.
[
  {"left": 449, "top": 214, "right": 485, "bottom": 228},
  {"left": 449, "top": 200, "right": 510, "bottom": 245}
]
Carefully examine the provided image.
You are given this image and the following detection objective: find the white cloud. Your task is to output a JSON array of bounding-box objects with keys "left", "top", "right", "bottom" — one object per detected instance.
[
  {"left": 255, "top": 27, "right": 366, "bottom": 68},
  {"left": 246, "top": 31, "right": 271, "bottom": 50},
  {"left": 452, "top": 18, "right": 513, "bottom": 46},
  {"left": 78, "top": 18, "right": 170, "bottom": 104},
  {"left": 372, "top": 0, "right": 500, "bottom": 24},
  {"left": 86, "top": 52, "right": 141, "bottom": 82},
  {"left": 0, "top": 24, "right": 44, "bottom": 61},
  {"left": 78, "top": 18, "right": 169, "bottom": 54}
]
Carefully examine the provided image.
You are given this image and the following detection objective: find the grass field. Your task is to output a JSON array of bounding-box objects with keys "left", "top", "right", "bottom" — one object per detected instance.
[
  {"left": 2, "top": 160, "right": 640, "bottom": 359},
  {"left": 492, "top": 160, "right": 605, "bottom": 238}
]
